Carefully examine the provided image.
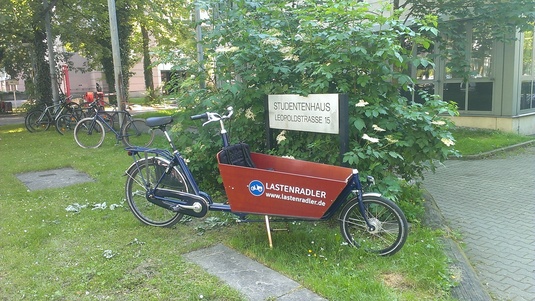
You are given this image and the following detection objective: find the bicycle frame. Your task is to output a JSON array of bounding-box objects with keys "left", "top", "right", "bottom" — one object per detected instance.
[
  {"left": 36, "top": 102, "right": 67, "bottom": 122},
  {"left": 87, "top": 106, "right": 136, "bottom": 140}
]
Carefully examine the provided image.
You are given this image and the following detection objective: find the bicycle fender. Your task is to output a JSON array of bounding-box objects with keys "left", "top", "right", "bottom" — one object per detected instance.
[{"left": 363, "top": 192, "right": 382, "bottom": 197}]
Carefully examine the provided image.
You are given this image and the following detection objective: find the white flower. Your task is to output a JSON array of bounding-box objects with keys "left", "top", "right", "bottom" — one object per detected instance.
[
  {"left": 372, "top": 124, "right": 386, "bottom": 132},
  {"left": 276, "top": 130, "right": 287, "bottom": 144},
  {"left": 362, "top": 134, "right": 379, "bottom": 143},
  {"left": 215, "top": 46, "right": 239, "bottom": 53},
  {"left": 282, "top": 155, "right": 295, "bottom": 159},
  {"left": 441, "top": 137, "right": 455, "bottom": 146},
  {"left": 284, "top": 54, "right": 299, "bottom": 61},
  {"left": 263, "top": 37, "right": 281, "bottom": 46},
  {"left": 431, "top": 120, "right": 446, "bottom": 126},
  {"left": 280, "top": 46, "right": 293, "bottom": 54},
  {"left": 245, "top": 108, "right": 255, "bottom": 120},
  {"left": 355, "top": 99, "right": 369, "bottom": 107},
  {"left": 385, "top": 135, "right": 399, "bottom": 143}
]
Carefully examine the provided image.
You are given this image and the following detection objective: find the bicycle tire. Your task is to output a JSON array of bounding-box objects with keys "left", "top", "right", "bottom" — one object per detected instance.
[
  {"left": 339, "top": 195, "right": 408, "bottom": 256},
  {"left": 122, "top": 119, "right": 155, "bottom": 147},
  {"left": 26, "top": 110, "right": 51, "bottom": 132},
  {"left": 74, "top": 118, "right": 105, "bottom": 148},
  {"left": 24, "top": 110, "right": 40, "bottom": 132},
  {"left": 55, "top": 113, "right": 79, "bottom": 135},
  {"left": 125, "top": 157, "right": 187, "bottom": 227}
]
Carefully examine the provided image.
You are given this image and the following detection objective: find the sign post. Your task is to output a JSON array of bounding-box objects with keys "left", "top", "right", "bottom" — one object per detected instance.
[
  {"left": 7, "top": 80, "right": 18, "bottom": 102},
  {"left": 266, "top": 94, "right": 349, "bottom": 165}
]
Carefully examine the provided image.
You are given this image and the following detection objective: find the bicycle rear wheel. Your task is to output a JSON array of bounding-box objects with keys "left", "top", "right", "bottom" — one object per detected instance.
[
  {"left": 122, "top": 119, "right": 155, "bottom": 147},
  {"left": 125, "top": 157, "right": 187, "bottom": 227},
  {"left": 24, "top": 110, "right": 39, "bottom": 132},
  {"left": 339, "top": 195, "right": 408, "bottom": 256},
  {"left": 74, "top": 118, "right": 105, "bottom": 148},
  {"left": 55, "top": 113, "right": 78, "bottom": 135},
  {"left": 26, "top": 110, "right": 51, "bottom": 132}
]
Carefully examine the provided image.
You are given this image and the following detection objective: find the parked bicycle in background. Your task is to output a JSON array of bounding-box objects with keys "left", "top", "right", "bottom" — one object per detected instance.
[
  {"left": 73, "top": 100, "right": 154, "bottom": 148},
  {"left": 25, "top": 95, "right": 80, "bottom": 133}
]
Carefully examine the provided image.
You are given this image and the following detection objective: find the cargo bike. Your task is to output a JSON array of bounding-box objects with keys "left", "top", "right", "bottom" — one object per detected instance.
[{"left": 124, "top": 107, "right": 408, "bottom": 256}]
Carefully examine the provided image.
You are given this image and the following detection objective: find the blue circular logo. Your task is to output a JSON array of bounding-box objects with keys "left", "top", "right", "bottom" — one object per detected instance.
[{"left": 249, "top": 180, "right": 265, "bottom": 196}]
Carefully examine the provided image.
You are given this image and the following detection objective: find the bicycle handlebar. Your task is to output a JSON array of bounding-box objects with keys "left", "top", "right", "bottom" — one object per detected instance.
[
  {"left": 190, "top": 113, "right": 208, "bottom": 120},
  {"left": 190, "top": 107, "right": 234, "bottom": 126}
]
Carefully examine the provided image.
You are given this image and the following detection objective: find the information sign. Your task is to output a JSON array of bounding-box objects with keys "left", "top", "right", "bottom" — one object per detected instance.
[{"left": 268, "top": 94, "right": 340, "bottom": 134}]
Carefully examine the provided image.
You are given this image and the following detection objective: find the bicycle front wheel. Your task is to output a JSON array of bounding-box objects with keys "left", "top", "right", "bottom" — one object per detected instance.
[
  {"left": 122, "top": 119, "right": 155, "bottom": 147},
  {"left": 55, "top": 113, "right": 78, "bottom": 135},
  {"left": 125, "top": 157, "right": 188, "bottom": 227},
  {"left": 74, "top": 118, "right": 105, "bottom": 148},
  {"left": 339, "top": 195, "right": 408, "bottom": 256},
  {"left": 26, "top": 110, "right": 51, "bottom": 132}
]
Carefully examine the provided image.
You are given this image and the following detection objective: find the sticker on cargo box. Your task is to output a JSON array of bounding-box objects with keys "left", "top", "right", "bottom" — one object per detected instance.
[{"left": 248, "top": 180, "right": 265, "bottom": 196}]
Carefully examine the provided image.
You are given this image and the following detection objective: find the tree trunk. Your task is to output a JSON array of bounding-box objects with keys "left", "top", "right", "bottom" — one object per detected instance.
[
  {"left": 142, "top": 25, "right": 154, "bottom": 91},
  {"left": 33, "top": 26, "right": 52, "bottom": 105}
]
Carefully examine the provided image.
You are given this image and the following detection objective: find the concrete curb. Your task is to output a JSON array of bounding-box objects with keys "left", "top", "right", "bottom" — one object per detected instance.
[{"left": 423, "top": 191, "right": 492, "bottom": 301}]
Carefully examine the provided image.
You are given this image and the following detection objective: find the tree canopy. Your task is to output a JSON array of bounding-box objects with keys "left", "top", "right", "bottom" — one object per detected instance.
[
  {"left": 0, "top": 0, "right": 192, "bottom": 102},
  {"left": 400, "top": 0, "right": 535, "bottom": 35},
  {"left": 1, "top": 0, "right": 533, "bottom": 101}
]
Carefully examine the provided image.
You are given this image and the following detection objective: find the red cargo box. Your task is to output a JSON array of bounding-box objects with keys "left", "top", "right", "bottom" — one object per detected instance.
[{"left": 217, "top": 152, "right": 353, "bottom": 219}]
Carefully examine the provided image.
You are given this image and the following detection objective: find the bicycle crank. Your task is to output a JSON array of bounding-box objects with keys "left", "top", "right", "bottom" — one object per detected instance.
[{"left": 149, "top": 188, "right": 209, "bottom": 218}]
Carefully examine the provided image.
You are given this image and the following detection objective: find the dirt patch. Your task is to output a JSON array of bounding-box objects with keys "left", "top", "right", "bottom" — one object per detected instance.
[{"left": 380, "top": 272, "right": 414, "bottom": 291}]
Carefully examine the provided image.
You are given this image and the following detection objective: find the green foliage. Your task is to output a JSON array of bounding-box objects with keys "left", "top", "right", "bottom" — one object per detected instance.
[
  {"left": 403, "top": 0, "right": 535, "bottom": 82},
  {"left": 344, "top": 92, "right": 458, "bottom": 198},
  {"left": 404, "top": 0, "right": 535, "bottom": 36},
  {"left": 143, "top": 88, "right": 163, "bottom": 105},
  {"left": 164, "top": 0, "right": 458, "bottom": 199}
]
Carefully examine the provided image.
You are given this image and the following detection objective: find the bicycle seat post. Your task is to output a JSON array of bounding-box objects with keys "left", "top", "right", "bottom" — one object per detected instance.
[{"left": 153, "top": 123, "right": 177, "bottom": 152}]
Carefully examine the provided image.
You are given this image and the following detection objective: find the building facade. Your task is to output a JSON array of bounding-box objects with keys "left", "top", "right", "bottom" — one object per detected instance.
[
  {"left": 404, "top": 24, "right": 535, "bottom": 135},
  {"left": 366, "top": 0, "right": 535, "bottom": 135}
]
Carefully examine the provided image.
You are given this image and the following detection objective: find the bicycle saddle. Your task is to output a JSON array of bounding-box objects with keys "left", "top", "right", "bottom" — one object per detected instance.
[{"left": 146, "top": 116, "right": 173, "bottom": 128}]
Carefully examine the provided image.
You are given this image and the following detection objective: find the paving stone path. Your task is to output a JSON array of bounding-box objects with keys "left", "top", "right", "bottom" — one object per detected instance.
[{"left": 423, "top": 147, "right": 535, "bottom": 301}]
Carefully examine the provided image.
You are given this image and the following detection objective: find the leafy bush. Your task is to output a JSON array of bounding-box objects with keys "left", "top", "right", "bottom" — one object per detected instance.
[
  {"left": 143, "top": 88, "right": 163, "bottom": 105},
  {"left": 164, "top": 0, "right": 458, "bottom": 203}
]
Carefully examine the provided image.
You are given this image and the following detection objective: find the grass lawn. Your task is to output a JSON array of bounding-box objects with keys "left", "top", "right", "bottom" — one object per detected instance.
[
  {"left": 0, "top": 122, "right": 457, "bottom": 300},
  {"left": 451, "top": 127, "right": 534, "bottom": 156}
]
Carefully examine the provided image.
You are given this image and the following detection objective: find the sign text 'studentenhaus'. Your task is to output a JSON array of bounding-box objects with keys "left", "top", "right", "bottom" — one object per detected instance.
[{"left": 268, "top": 94, "right": 340, "bottom": 134}]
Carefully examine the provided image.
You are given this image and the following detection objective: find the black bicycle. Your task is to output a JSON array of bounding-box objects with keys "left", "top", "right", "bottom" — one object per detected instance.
[
  {"left": 25, "top": 95, "right": 80, "bottom": 133},
  {"left": 73, "top": 101, "right": 155, "bottom": 148}
]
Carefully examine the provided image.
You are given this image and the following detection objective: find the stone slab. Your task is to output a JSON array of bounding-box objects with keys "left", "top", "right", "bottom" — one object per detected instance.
[
  {"left": 16, "top": 167, "right": 94, "bottom": 191},
  {"left": 184, "top": 244, "right": 326, "bottom": 301}
]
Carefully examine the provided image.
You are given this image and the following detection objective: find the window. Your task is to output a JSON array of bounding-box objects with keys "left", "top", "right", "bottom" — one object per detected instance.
[
  {"left": 470, "top": 28, "right": 493, "bottom": 78},
  {"left": 402, "top": 40, "right": 436, "bottom": 104},
  {"left": 442, "top": 22, "right": 494, "bottom": 112},
  {"left": 520, "top": 29, "right": 535, "bottom": 111}
]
